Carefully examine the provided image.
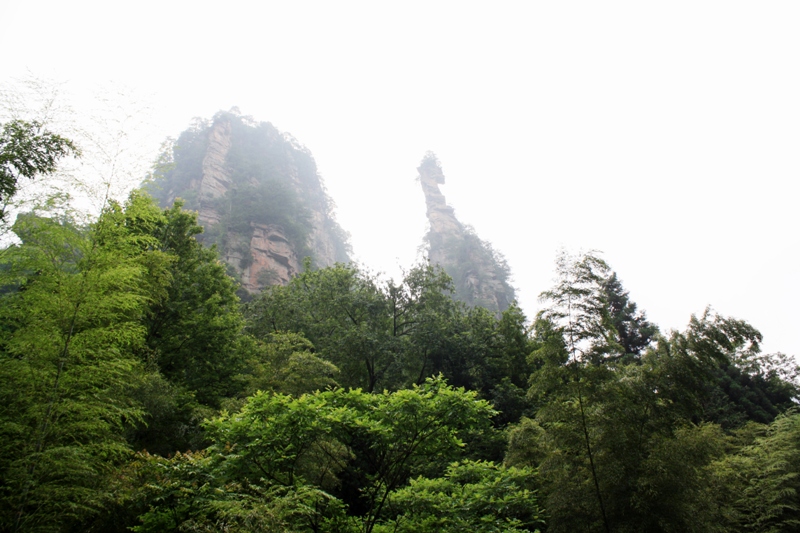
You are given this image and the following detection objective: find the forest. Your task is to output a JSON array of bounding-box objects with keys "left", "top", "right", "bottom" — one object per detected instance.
[{"left": 1, "top": 116, "right": 799, "bottom": 533}]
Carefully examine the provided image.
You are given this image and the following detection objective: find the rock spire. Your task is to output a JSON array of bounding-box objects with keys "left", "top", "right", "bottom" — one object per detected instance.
[
  {"left": 149, "top": 111, "right": 350, "bottom": 294},
  {"left": 418, "top": 152, "right": 516, "bottom": 312}
]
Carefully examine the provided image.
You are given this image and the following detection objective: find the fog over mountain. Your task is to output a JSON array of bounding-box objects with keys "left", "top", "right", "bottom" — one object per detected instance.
[
  {"left": 5, "top": 4, "right": 800, "bottom": 532},
  {"left": 2, "top": 1, "right": 798, "bottom": 356}
]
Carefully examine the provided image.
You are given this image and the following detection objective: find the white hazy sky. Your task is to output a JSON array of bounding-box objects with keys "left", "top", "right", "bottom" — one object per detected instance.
[{"left": 2, "top": 1, "right": 798, "bottom": 356}]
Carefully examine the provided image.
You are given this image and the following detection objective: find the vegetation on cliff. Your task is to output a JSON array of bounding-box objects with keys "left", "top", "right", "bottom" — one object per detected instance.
[{"left": 146, "top": 111, "right": 350, "bottom": 290}]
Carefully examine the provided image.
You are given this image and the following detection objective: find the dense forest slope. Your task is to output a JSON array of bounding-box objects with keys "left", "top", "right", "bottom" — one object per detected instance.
[
  {"left": 147, "top": 110, "right": 350, "bottom": 293},
  {"left": 2, "top": 112, "right": 800, "bottom": 533},
  {"left": 418, "top": 152, "right": 516, "bottom": 312}
]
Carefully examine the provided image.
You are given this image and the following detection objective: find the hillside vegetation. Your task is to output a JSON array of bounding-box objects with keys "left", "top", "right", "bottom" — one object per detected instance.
[{"left": 0, "top": 114, "right": 798, "bottom": 533}]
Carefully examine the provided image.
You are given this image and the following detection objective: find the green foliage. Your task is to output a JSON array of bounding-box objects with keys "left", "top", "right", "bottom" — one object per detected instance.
[
  {"left": 130, "top": 450, "right": 345, "bottom": 533},
  {"left": 0, "top": 195, "right": 168, "bottom": 532},
  {"left": 377, "top": 460, "right": 543, "bottom": 533},
  {"left": 705, "top": 356, "right": 800, "bottom": 428},
  {"left": 519, "top": 340, "right": 733, "bottom": 532},
  {"left": 137, "top": 198, "right": 247, "bottom": 408},
  {"left": 236, "top": 331, "right": 340, "bottom": 398},
  {"left": 602, "top": 272, "right": 658, "bottom": 358},
  {"left": 123, "top": 371, "right": 211, "bottom": 457},
  {"left": 427, "top": 229, "right": 516, "bottom": 313},
  {"left": 0, "top": 119, "right": 78, "bottom": 223},
  {"left": 247, "top": 261, "right": 535, "bottom": 413},
  {"left": 516, "top": 252, "right": 791, "bottom": 532},
  {"left": 144, "top": 120, "right": 209, "bottom": 210},
  {"left": 708, "top": 412, "right": 800, "bottom": 532},
  {"left": 247, "top": 262, "right": 451, "bottom": 392},
  {"left": 134, "top": 376, "right": 495, "bottom": 533},
  {"left": 248, "top": 261, "right": 391, "bottom": 391},
  {"left": 537, "top": 250, "right": 621, "bottom": 364},
  {"left": 330, "top": 376, "right": 496, "bottom": 530},
  {"left": 699, "top": 328, "right": 799, "bottom": 429}
]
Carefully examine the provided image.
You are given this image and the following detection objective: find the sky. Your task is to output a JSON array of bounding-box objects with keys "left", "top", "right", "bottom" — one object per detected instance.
[{"left": 2, "top": 1, "right": 798, "bottom": 357}]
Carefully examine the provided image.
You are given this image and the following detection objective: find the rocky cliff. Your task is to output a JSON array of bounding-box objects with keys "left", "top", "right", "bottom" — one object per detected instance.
[
  {"left": 418, "top": 152, "right": 516, "bottom": 312},
  {"left": 148, "top": 110, "right": 350, "bottom": 293}
]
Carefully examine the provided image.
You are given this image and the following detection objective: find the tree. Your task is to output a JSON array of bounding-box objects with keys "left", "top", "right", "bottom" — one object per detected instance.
[
  {"left": 531, "top": 250, "right": 618, "bottom": 532},
  {"left": 100, "top": 193, "right": 253, "bottom": 456},
  {"left": 602, "top": 272, "right": 657, "bottom": 359},
  {"left": 235, "top": 331, "right": 340, "bottom": 398},
  {"left": 538, "top": 250, "right": 620, "bottom": 365},
  {"left": 700, "top": 336, "right": 799, "bottom": 429},
  {"left": 247, "top": 260, "right": 534, "bottom": 406},
  {"left": 247, "top": 262, "right": 460, "bottom": 392},
  {"left": 129, "top": 450, "right": 342, "bottom": 533},
  {"left": 332, "top": 377, "right": 495, "bottom": 532},
  {"left": 248, "top": 261, "right": 392, "bottom": 391},
  {"left": 133, "top": 376, "right": 495, "bottom": 533},
  {"left": 0, "top": 195, "right": 170, "bottom": 532},
  {"left": 539, "top": 253, "right": 659, "bottom": 365},
  {"left": 708, "top": 412, "right": 800, "bottom": 532},
  {"left": 517, "top": 301, "right": 776, "bottom": 532},
  {"left": 135, "top": 197, "right": 247, "bottom": 408},
  {"left": 376, "top": 460, "right": 543, "bottom": 533},
  {"left": 0, "top": 119, "right": 77, "bottom": 224}
]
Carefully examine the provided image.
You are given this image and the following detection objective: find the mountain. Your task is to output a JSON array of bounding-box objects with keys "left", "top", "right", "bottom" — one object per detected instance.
[
  {"left": 146, "top": 110, "right": 350, "bottom": 293},
  {"left": 145, "top": 113, "right": 513, "bottom": 310},
  {"left": 418, "top": 152, "right": 516, "bottom": 312}
]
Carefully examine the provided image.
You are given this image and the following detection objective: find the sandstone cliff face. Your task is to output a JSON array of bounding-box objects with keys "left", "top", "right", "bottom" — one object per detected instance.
[
  {"left": 153, "top": 111, "right": 349, "bottom": 294},
  {"left": 189, "top": 221, "right": 297, "bottom": 293},
  {"left": 195, "top": 119, "right": 233, "bottom": 227},
  {"left": 418, "top": 153, "right": 515, "bottom": 313},
  {"left": 307, "top": 209, "right": 339, "bottom": 267},
  {"left": 419, "top": 156, "right": 463, "bottom": 256}
]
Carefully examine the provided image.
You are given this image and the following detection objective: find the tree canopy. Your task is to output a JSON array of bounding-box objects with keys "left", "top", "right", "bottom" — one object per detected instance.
[
  {"left": 0, "top": 108, "right": 798, "bottom": 533},
  {"left": 0, "top": 119, "right": 77, "bottom": 223}
]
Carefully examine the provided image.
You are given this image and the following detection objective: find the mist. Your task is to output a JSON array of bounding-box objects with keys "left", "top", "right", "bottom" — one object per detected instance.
[{"left": 2, "top": 0, "right": 798, "bottom": 356}]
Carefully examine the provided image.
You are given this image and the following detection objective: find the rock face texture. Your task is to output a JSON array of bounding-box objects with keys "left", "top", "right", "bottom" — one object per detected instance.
[
  {"left": 195, "top": 119, "right": 233, "bottom": 227},
  {"left": 419, "top": 156, "right": 463, "bottom": 252},
  {"left": 418, "top": 153, "right": 516, "bottom": 313},
  {"left": 150, "top": 111, "right": 350, "bottom": 294}
]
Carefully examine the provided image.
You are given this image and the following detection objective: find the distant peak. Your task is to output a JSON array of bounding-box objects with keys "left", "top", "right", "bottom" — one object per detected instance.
[{"left": 416, "top": 154, "right": 516, "bottom": 313}]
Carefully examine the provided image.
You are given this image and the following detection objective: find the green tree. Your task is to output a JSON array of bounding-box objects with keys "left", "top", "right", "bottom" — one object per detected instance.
[
  {"left": 248, "top": 260, "right": 534, "bottom": 406},
  {"left": 0, "top": 120, "right": 78, "bottom": 224},
  {"left": 602, "top": 272, "right": 657, "bottom": 359},
  {"left": 129, "top": 450, "right": 343, "bottom": 533},
  {"left": 0, "top": 195, "right": 169, "bottom": 532},
  {"left": 134, "top": 197, "right": 247, "bottom": 407},
  {"left": 376, "top": 460, "right": 543, "bottom": 533},
  {"left": 516, "top": 304, "right": 772, "bottom": 532},
  {"left": 248, "top": 262, "right": 459, "bottom": 392},
  {"left": 111, "top": 194, "right": 251, "bottom": 455},
  {"left": 538, "top": 250, "right": 620, "bottom": 365},
  {"left": 235, "top": 331, "right": 340, "bottom": 398},
  {"left": 531, "top": 250, "right": 618, "bottom": 532},
  {"left": 248, "top": 261, "right": 390, "bottom": 391},
  {"left": 514, "top": 252, "right": 781, "bottom": 532},
  {"left": 702, "top": 344, "right": 799, "bottom": 429},
  {"left": 331, "top": 377, "right": 495, "bottom": 532},
  {"left": 135, "top": 377, "right": 495, "bottom": 533},
  {"left": 708, "top": 412, "right": 800, "bottom": 532}
]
